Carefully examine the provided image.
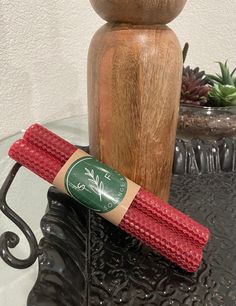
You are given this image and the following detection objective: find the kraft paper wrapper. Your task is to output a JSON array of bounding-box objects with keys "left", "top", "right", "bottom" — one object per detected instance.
[{"left": 53, "top": 149, "right": 141, "bottom": 226}]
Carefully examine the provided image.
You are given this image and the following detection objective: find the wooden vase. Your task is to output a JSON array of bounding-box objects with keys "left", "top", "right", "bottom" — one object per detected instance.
[{"left": 88, "top": 0, "right": 187, "bottom": 201}]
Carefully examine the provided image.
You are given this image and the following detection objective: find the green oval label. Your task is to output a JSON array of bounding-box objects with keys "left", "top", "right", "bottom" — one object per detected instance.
[{"left": 64, "top": 156, "right": 128, "bottom": 213}]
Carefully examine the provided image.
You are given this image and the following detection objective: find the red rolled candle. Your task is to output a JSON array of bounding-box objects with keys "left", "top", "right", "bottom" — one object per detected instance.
[
  {"left": 24, "top": 123, "right": 76, "bottom": 164},
  {"left": 9, "top": 139, "right": 62, "bottom": 183},
  {"left": 23, "top": 124, "right": 209, "bottom": 248},
  {"left": 8, "top": 124, "right": 210, "bottom": 272}
]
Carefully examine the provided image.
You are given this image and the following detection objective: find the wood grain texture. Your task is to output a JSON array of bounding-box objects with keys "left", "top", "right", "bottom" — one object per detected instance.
[
  {"left": 88, "top": 24, "right": 182, "bottom": 201},
  {"left": 89, "top": 0, "right": 187, "bottom": 25}
]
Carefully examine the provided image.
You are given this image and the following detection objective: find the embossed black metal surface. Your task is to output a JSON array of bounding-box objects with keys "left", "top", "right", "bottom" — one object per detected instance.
[
  {"left": 27, "top": 188, "right": 89, "bottom": 306},
  {"left": 173, "top": 138, "right": 236, "bottom": 175},
  {"left": 28, "top": 173, "right": 236, "bottom": 306}
]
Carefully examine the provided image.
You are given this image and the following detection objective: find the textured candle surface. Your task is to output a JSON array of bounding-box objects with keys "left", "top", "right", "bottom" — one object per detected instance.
[{"left": 8, "top": 124, "right": 210, "bottom": 272}]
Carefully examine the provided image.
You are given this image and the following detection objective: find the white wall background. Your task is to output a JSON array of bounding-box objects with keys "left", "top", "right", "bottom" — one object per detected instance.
[{"left": 0, "top": 0, "right": 236, "bottom": 139}]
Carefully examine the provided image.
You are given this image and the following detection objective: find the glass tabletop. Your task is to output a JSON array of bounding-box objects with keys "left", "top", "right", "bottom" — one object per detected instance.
[{"left": 0, "top": 115, "right": 88, "bottom": 306}]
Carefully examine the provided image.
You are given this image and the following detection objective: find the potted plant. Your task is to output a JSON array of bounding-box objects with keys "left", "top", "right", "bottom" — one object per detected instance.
[
  {"left": 173, "top": 46, "right": 236, "bottom": 174},
  {"left": 178, "top": 60, "right": 236, "bottom": 140}
]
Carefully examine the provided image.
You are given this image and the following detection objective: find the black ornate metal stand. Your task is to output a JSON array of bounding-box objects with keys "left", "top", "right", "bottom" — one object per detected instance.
[
  {"left": 0, "top": 163, "right": 40, "bottom": 269},
  {"left": 1, "top": 144, "right": 236, "bottom": 305}
]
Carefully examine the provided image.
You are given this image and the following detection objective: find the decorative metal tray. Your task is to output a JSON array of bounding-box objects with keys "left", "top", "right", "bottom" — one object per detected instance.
[{"left": 1, "top": 163, "right": 236, "bottom": 306}]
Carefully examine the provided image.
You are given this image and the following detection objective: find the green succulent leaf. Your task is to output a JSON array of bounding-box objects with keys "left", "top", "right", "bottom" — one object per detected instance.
[
  {"left": 219, "top": 61, "right": 230, "bottom": 84},
  {"left": 206, "top": 74, "right": 222, "bottom": 85},
  {"left": 230, "top": 67, "right": 236, "bottom": 77},
  {"left": 208, "top": 84, "right": 236, "bottom": 107},
  {"left": 206, "top": 61, "right": 236, "bottom": 87}
]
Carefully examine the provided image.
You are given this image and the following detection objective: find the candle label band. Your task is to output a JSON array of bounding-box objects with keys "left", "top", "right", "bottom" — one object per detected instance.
[
  {"left": 53, "top": 149, "right": 141, "bottom": 226},
  {"left": 64, "top": 156, "right": 127, "bottom": 213}
]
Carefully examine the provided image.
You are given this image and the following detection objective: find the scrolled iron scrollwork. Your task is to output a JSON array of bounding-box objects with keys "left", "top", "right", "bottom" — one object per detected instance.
[{"left": 0, "top": 163, "right": 40, "bottom": 269}]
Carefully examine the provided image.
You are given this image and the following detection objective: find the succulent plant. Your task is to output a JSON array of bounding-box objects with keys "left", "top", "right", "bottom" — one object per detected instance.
[
  {"left": 208, "top": 84, "right": 236, "bottom": 107},
  {"left": 207, "top": 61, "right": 236, "bottom": 87},
  {"left": 181, "top": 66, "right": 211, "bottom": 106},
  {"left": 180, "top": 45, "right": 236, "bottom": 108}
]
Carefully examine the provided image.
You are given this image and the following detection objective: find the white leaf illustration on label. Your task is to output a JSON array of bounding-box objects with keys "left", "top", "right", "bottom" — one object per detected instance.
[
  {"left": 64, "top": 156, "right": 128, "bottom": 215},
  {"left": 85, "top": 167, "right": 105, "bottom": 202}
]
